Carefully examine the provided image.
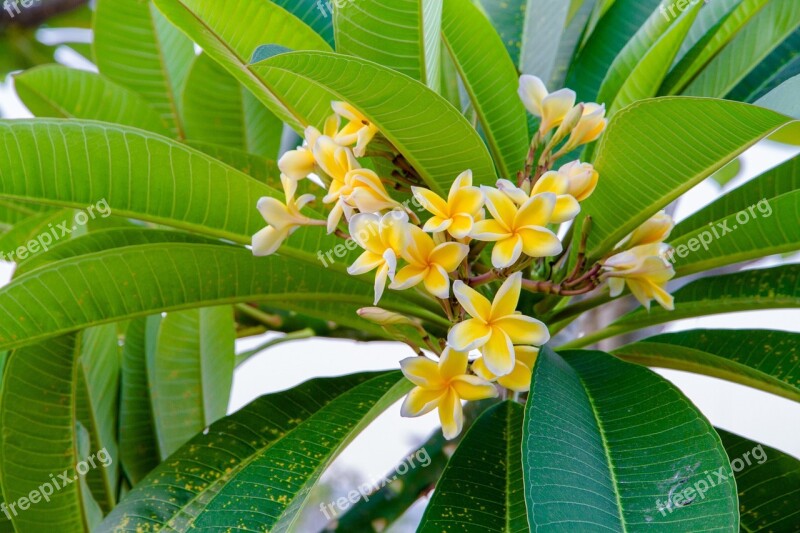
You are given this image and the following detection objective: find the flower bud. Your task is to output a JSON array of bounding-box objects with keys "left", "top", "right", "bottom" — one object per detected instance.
[
  {"left": 357, "top": 307, "right": 420, "bottom": 327},
  {"left": 558, "top": 161, "right": 599, "bottom": 202}
]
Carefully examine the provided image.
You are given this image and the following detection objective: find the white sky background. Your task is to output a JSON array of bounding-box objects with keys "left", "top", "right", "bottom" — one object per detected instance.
[{"left": 1, "top": 45, "right": 799, "bottom": 529}]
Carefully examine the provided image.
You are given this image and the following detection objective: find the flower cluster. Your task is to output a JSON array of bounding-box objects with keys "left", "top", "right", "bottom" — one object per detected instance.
[{"left": 252, "top": 75, "right": 676, "bottom": 439}]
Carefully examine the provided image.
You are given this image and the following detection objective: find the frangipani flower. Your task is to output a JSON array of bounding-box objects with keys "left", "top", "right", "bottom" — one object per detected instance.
[
  {"left": 473, "top": 345, "right": 539, "bottom": 392},
  {"left": 530, "top": 171, "right": 581, "bottom": 224},
  {"left": 471, "top": 188, "right": 562, "bottom": 268},
  {"left": 252, "top": 175, "right": 323, "bottom": 256},
  {"left": 602, "top": 243, "right": 675, "bottom": 310},
  {"left": 448, "top": 273, "right": 550, "bottom": 376},
  {"left": 624, "top": 210, "right": 674, "bottom": 248},
  {"left": 347, "top": 211, "right": 408, "bottom": 304},
  {"left": 558, "top": 160, "right": 599, "bottom": 202},
  {"left": 278, "top": 117, "right": 340, "bottom": 181},
  {"left": 412, "top": 170, "right": 484, "bottom": 239},
  {"left": 390, "top": 226, "right": 469, "bottom": 299},
  {"left": 332, "top": 101, "right": 379, "bottom": 157},
  {"left": 563, "top": 103, "right": 607, "bottom": 152},
  {"left": 518, "top": 75, "right": 577, "bottom": 134},
  {"left": 400, "top": 348, "right": 498, "bottom": 440}
]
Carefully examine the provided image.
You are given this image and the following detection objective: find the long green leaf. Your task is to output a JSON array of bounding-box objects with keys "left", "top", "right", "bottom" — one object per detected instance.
[
  {"left": 579, "top": 98, "right": 795, "bottom": 259},
  {"left": 716, "top": 429, "right": 800, "bottom": 531},
  {"left": 670, "top": 189, "right": 800, "bottom": 277},
  {"left": 0, "top": 335, "right": 98, "bottom": 530},
  {"left": 729, "top": 27, "right": 800, "bottom": 102},
  {"left": 682, "top": 0, "right": 800, "bottom": 98},
  {"left": 597, "top": 0, "right": 702, "bottom": 113},
  {"left": 269, "top": 0, "right": 335, "bottom": 47},
  {"left": 101, "top": 371, "right": 409, "bottom": 530},
  {"left": 333, "top": 0, "right": 443, "bottom": 90},
  {"left": 664, "top": 0, "right": 770, "bottom": 95},
  {"left": 614, "top": 329, "right": 800, "bottom": 402},
  {"left": 150, "top": 306, "right": 235, "bottom": 458},
  {"left": 418, "top": 401, "right": 526, "bottom": 532},
  {"left": 250, "top": 50, "right": 498, "bottom": 194},
  {"left": 150, "top": 0, "right": 331, "bottom": 131},
  {"left": 0, "top": 243, "right": 444, "bottom": 352},
  {"left": 441, "top": 0, "right": 528, "bottom": 178},
  {"left": 13, "top": 65, "right": 170, "bottom": 136},
  {"left": 566, "top": 0, "right": 662, "bottom": 101},
  {"left": 756, "top": 73, "right": 800, "bottom": 119},
  {"left": 119, "top": 317, "right": 161, "bottom": 485},
  {"left": 183, "top": 53, "right": 282, "bottom": 159},
  {"left": 520, "top": 0, "right": 571, "bottom": 83},
  {"left": 524, "top": 348, "right": 738, "bottom": 530},
  {"left": 94, "top": 0, "right": 195, "bottom": 137},
  {"left": 561, "top": 265, "right": 800, "bottom": 348}
]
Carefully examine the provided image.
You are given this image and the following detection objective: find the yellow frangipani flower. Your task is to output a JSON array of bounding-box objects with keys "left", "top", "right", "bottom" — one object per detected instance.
[
  {"left": 530, "top": 172, "right": 581, "bottom": 224},
  {"left": 400, "top": 347, "right": 498, "bottom": 440},
  {"left": 624, "top": 210, "right": 674, "bottom": 248},
  {"left": 471, "top": 188, "right": 562, "bottom": 268},
  {"left": 518, "top": 75, "right": 577, "bottom": 134},
  {"left": 347, "top": 211, "right": 408, "bottom": 304},
  {"left": 602, "top": 243, "right": 675, "bottom": 310},
  {"left": 562, "top": 103, "right": 607, "bottom": 153},
  {"left": 558, "top": 160, "right": 600, "bottom": 202},
  {"left": 472, "top": 345, "right": 539, "bottom": 392},
  {"left": 332, "top": 101, "right": 379, "bottom": 157},
  {"left": 252, "top": 175, "right": 323, "bottom": 256},
  {"left": 390, "top": 226, "right": 469, "bottom": 299},
  {"left": 278, "top": 117, "right": 340, "bottom": 181},
  {"left": 412, "top": 170, "right": 485, "bottom": 239},
  {"left": 448, "top": 273, "right": 550, "bottom": 376}
]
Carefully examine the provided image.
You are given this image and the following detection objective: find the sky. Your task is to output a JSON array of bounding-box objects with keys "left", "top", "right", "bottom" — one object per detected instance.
[{"left": 1, "top": 48, "right": 798, "bottom": 530}]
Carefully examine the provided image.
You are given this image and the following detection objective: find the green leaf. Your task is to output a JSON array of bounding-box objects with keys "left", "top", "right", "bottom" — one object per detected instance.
[
  {"left": 729, "top": 27, "right": 800, "bottom": 102},
  {"left": 0, "top": 209, "right": 73, "bottom": 265},
  {"left": 269, "top": 0, "right": 335, "bottom": 47},
  {"left": 477, "top": 0, "right": 525, "bottom": 67},
  {"left": 564, "top": 264, "right": 800, "bottom": 348},
  {"left": 0, "top": 335, "right": 96, "bottom": 530},
  {"left": 15, "top": 227, "right": 225, "bottom": 276},
  {"left": 250, "top": 51, "right": 497, "bottom": 194},
  {"left": 597, "top": 0, "right": 702, "bottom": 114},
  {"left": 578, "top": 98, "right": 796, "bottom": 259},
  {"left": 613, "top": 329, "right": 800, "bottom": 403},
  {"left": 682, "top": 0, "right": 800, "bottom": 98},
  {"left": 75, "top": 325, "right": 120, "bottom": 512},
  {"left": 101, "top": 371, "right": 409, "bottom": 530},
  {"left": 0, "top": 243, "right": 444, "bottom": 352},
  {"left": 669, "top": 189, "right": 799, "bottom": 277},
  {"left": 149, "top": 306, "right": 235, "bottom": 458},
  {"left": 672, "top": 154, "right": 799, "bottom": 240},
  {"left": 418, "top": 401, "right": 526, "bottom": 532},
  {"left": 756, "top": 73, "right": 800, "bottom": 118},
  {"left": 566, "top": 0, "right": 662, "bottom": 101},
  {"left": 673, "top": 0, "right": 739, "bottom": 63},
  {"left": 524, "top": 348, "right": 738, "bottom": 530},
  {"left": 13, "top": 65, "right": 171, "bottom": 136},
  {"left": 119, "top": 318, "right": 161, "bottom": 485},
  {"left": 441, "top": 0, "right": 528, "bottom": 178},
  {"left": 519, "top": 0, "right": 571, "bottom": 84},
  {"left": 185, "top": 140, "right": 280, "bottom": 184},
  {"left": 183, "top": 53, "right": 283, "bottom": 159},
  {"left": 716, "top": 429, "right": 800, "bottom": 531},
  {"left": 664, "top": 0, "right": 770, "bottom": 95},
  {"left": 150, "top": 0, "right": 331, "bottom": 131},
  {"left": 94, "top": 0, "right": 195, "bottom": 137},
  {"left": 333, "top": 0, "right": 443, "bottom": 90}
]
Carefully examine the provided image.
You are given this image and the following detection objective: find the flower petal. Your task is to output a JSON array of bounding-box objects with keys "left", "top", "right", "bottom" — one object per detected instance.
[
  {"left": 412, "top": 186, "right": 449, "bottom": 218},
  {"left": 373, "top": 262, "right": 390, "bottom": 304},
  {"left": 347, "top": 251, "right": 384, "bottom": 276},
  {"left": 451, "top": 375, "right": 498, "bottom": 400},
  {"left": 471, "top": 357, "right": 496, "bottom": 382},
  {"left": 515, "top": 346, "right": 539, "bottom": 367},
  {"left": 390, "top": 264, "right": 428, "bottom": 291},
  {"left": 515, "top": 192, "right": 556, "bottom": 228},
  {"left": 471, "top": 219, "right": 511, "bottom": 241},
  {"left": 438, "top": 389, "right": 464, "bottom": 440},
  {"left": 518, "top": 226, "right": 563, "bottom": 257},
  {"left": 450, "top": 186, "right": 484, "bottom": 216},
  {"left": 497, "top": 362, "right": 534, "bottom": 392},
  {"left": 448, "top": 214, "right": 474, "bottom": 239},
  {"left": 447, "top": 318, "right": 492, "bottom": 351},
  {"left": 481, "top": 328, "right": 515, "bottom": 377},
  {"left": 252, "top": 226, "right": 289, "bottom": 257},
  {"left": 439, "top": 347, "right": 469, "bottom": 380},
  {"left": 429, "top": 242, "right": 469, "bottom": 272},
  {"left": 551, "top": 194, "right": 581, "bottom": 224},
  {"left": 401, "top": 386, "right": 445, "bottom": 417},
  {"left": 491, "top": 234, "right": 523, "bottom": 268},
  {"left": 491, "top": 272, "right": 522, "bottom": 319},
  {"left": 452, "top": 280, "right": 492, "bottom": 320},
  {"left": 423, "top": 215, "right": 452, "bottom": 234},
  {"left": 518, "top": 74, "right": 548, "bottom": 117},
  {"left": 481, "top": 186, "right": 518, "bottom": 227},
  {"left": 349, "top": 213, "right": 383, "bottom": 253},
  {"left": 494, "top": 315, "right": 550, "bottom": 346},
  {"left": 400, "top": 356, "right": 443, "bottom": 387},
  {"left": 422, "top": 264, "right": 451, "bottom": 299}
]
